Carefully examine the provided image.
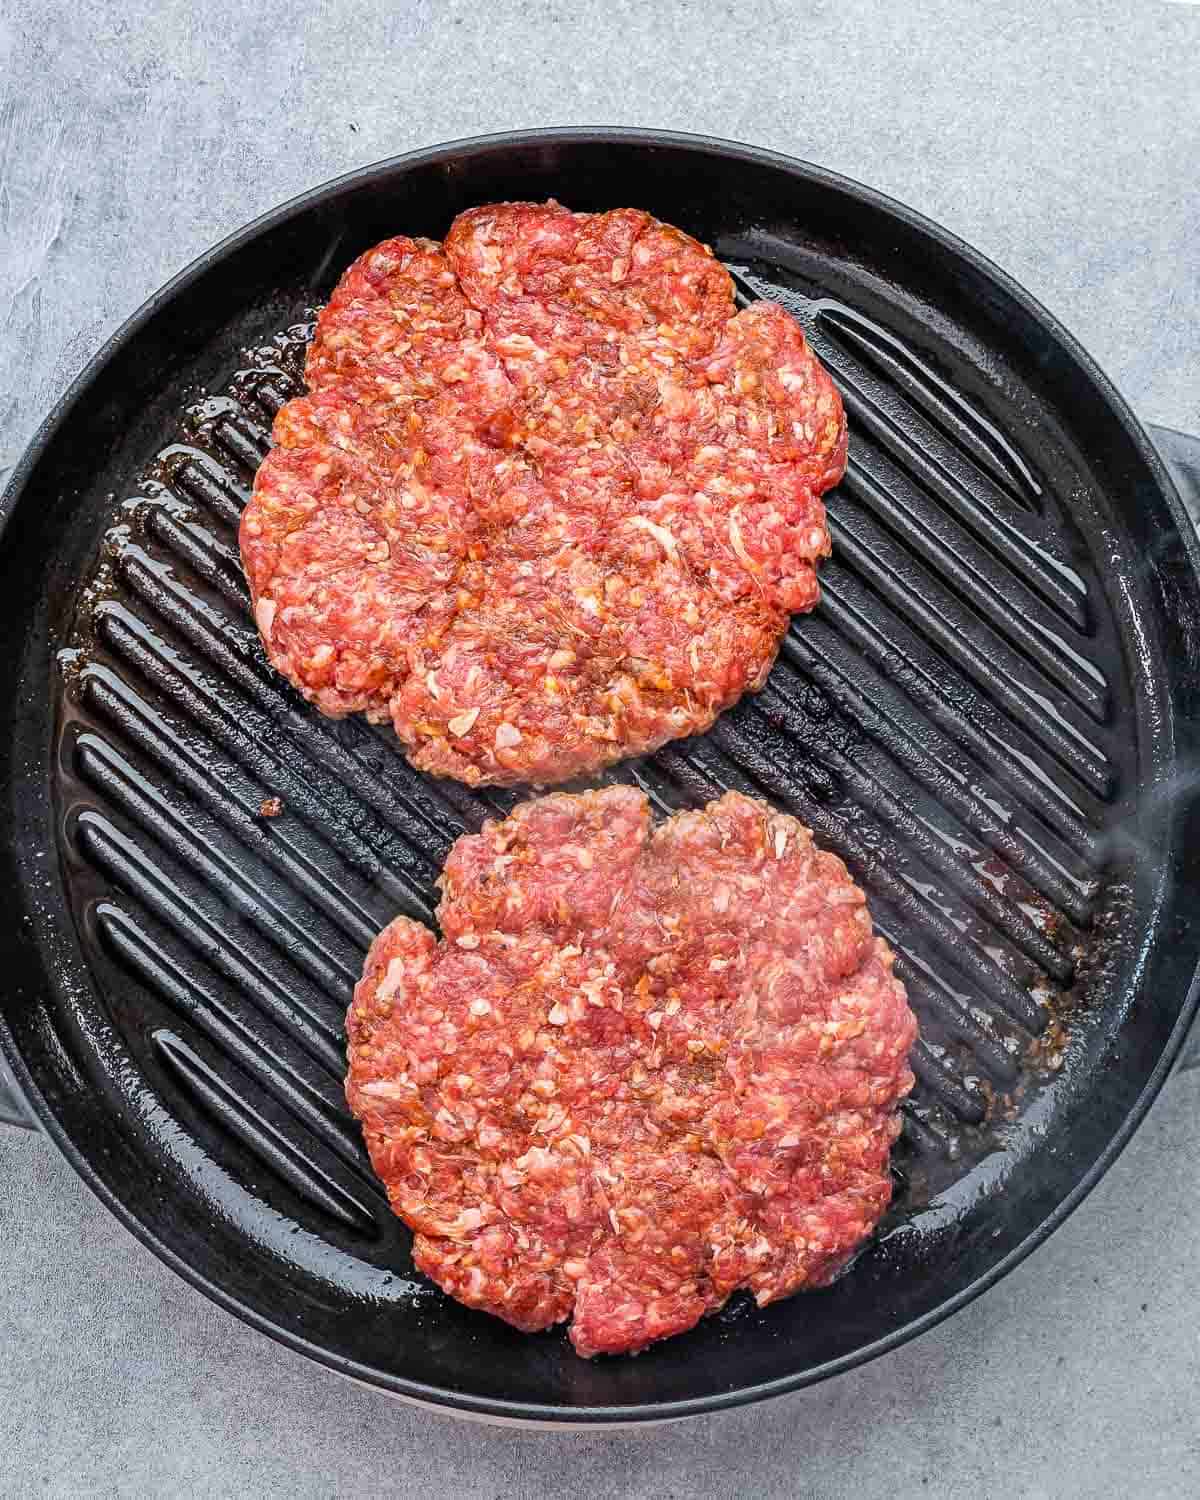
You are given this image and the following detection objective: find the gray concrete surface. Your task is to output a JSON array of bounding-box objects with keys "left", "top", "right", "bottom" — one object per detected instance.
[
  {"left": 1, "top": 0, "right": 1198, "bottom": 1494},
  {"left": 1, "top": 1072, "right": 1197, "bottom": 1498}
]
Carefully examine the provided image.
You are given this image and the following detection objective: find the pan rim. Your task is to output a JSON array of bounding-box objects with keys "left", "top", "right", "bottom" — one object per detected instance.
[{"left": 3, "top": 124, "right": 1199, "bottom": 1426}]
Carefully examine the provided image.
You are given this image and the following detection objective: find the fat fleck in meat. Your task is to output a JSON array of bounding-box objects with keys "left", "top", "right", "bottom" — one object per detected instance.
[
  {"left": 345, "top": 788, "right": 916, "bottom": 1358},
  {"left": 240, "top": 203, "right": 847, "bottom": 786}
]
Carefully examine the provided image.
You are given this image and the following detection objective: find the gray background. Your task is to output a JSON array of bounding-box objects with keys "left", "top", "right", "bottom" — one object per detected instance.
[{"left": 2, "top": 0, "right": 1198, "bottom": 1494}]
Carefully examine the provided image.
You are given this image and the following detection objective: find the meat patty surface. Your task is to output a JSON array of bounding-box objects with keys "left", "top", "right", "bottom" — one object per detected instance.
[
  {"left": 241, "top": 203, "right": 847, "bottom": 786},
  {"left": 345, "top": 787, "right": 916, "bottom": 1357}
]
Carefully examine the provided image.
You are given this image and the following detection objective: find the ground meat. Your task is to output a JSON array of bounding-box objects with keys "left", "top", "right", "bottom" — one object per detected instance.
[
  {"left": 241, "top": 203, "right": 847, "bottom": 786},
  {"left": 345, "top": 788, "right": 915, "bottom": 1357}
]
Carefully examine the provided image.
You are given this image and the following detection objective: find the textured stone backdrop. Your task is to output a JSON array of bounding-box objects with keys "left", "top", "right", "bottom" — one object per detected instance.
[{"left": 2, "top": 2, "right": 1198, "bottom": 1494}]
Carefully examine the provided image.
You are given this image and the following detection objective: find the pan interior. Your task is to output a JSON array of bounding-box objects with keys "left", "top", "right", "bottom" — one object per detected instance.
[{"left": 6, "top": 136, "right": 1199, "bottom": 1420}]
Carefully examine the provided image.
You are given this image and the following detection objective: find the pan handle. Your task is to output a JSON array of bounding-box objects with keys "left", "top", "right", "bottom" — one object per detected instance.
[
  {"left": 0, "top": 1057, "right": 36, "bottom": 1130},
  {"left": 1149, "top": 425, "right": 1200, "bottom": 1075}
]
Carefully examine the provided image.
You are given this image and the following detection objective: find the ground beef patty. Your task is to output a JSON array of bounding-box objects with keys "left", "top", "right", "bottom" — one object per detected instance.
[
  {"left": 345, "top": 787, "right": 916, "bottom": 1357},
  {"left": 241, "top": 203, "right": 847, "bottom": 786}
]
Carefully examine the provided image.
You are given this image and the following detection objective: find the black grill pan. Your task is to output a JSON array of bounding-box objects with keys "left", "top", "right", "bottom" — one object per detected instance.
[{"left": 3, "top": 130, "right": 1200, "bottom": 1425}]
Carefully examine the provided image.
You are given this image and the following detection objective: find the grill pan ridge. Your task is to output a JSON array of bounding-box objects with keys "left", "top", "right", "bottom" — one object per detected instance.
[{"left": 5, "top": 132, "right": 1200, "bottom": 1424}]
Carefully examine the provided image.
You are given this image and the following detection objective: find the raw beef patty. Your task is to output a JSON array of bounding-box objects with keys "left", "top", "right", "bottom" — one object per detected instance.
[
  {"left": 241, "top": 203, "right": 847, "bottom": 786},
  {"left": 345, "top": 787, "right": 915, "bottom": 1357}
]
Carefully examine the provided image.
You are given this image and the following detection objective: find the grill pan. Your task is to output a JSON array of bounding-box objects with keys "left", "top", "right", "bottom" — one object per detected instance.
[{"left": 3, "top": 129, "right": 1200, "bottom": 1426}]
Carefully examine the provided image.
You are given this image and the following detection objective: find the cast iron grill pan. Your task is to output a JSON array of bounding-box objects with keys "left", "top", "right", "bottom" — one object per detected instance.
[{"left": 5, "top": 133, "right": 1200, "bottom": 1424}]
